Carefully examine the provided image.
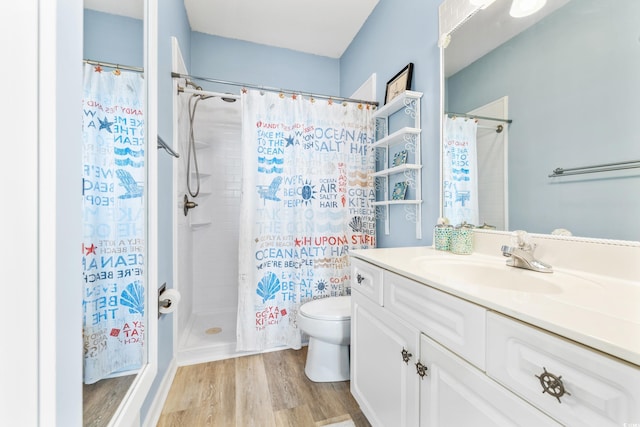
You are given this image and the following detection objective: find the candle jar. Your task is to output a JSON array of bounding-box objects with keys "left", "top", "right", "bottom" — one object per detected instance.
[
  {"left": 451, "top": 224, "right": 474, "bottom": 255},
  {"left": 434, "top": 224, "right": 453, "bottom": 251}
]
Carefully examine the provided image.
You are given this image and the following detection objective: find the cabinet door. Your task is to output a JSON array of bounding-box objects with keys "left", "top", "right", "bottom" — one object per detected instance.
[
  {"left": 487, "top": 312, "right": 640, "bottom": 427},
  {"left": 351, "top": 290, "right": 420, "bottom": 427},
  {"left": 420, "top": 334, "right": 561, "bottom": 427}
]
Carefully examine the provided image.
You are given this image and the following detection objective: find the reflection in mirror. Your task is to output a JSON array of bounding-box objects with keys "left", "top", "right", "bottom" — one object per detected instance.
[
  {"left": 443, "top": 0, "right": 640, "bottom": 241},
  {"left": 82, "top": 1, "right": 145, "bottom": 426}
]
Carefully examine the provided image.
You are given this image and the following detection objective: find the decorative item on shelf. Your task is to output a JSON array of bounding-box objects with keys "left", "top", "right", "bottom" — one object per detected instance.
[
  {"left": 393, "top": 149, "right": 408, "bottom": 167},
  {"left": 384, "top": 63, "right": 414, "bottom": 104},
  {"left": 434, "top": 217, "right": 453, "bottom": 251},
  {"left": 392, "top": 181, "right": 408, "bottom": 200},
  {"left": 450, "top": 222, "right": 474, "bottom": 255}
]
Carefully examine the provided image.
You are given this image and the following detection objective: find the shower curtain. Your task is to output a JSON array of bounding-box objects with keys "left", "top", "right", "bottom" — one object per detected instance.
[
  {"left": 442, "top": 115, "right": 479, "bottom": 226},
  {"left": 81, "top": 64, "right": 146, "bottom": 384},
  {"left": 237, "top": 90, "right": 376, "bottom": 351}
]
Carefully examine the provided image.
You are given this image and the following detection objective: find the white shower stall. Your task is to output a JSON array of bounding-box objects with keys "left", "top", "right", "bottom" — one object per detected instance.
[{"left": 173, "top": 80, "right": 244, "bottom": 365}]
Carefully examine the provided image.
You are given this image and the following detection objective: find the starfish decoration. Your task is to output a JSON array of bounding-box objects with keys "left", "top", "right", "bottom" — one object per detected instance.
[
  {"left": 328, "top": 98, "right": 333, "bottom": 106},
  {"left": 98, "top": 116, "right": 114, "bottom": 133},
  {"left": 285, "top": 135, "right": 295, "bottom": 147},
  {"left": 366, "top": 104, "right": 371, "bottom": 110},
  {"left": 94, "top": 65, "right": 103, "bottom": 73},
  {"left": 113, "top": 69, "right": 121, "bottom": 76},
  {"left": 291, "top": 94, "right": 297, "bottom": 100},
  {"left": 83, "top": 243, "right": 96, "bottom": 256},
  {"left": 242, "top": 88, "right": 248, "bottom": 94}
]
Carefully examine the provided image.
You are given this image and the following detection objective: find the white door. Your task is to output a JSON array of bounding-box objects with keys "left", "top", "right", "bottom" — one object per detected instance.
[
  {"left": 1, "top": 0, "right": 84, "bottom": 425},
  {"left": 351, "top": 291, "right": 420, "bottom": 427},
  {"left": 419, "top": 334, "right": 560, "bottom": 427}
]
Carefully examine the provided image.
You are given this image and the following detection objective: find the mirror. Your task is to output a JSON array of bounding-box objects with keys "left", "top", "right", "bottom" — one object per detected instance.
[
  {"left": 442, "top": 0, "right": 640, "bottom": 241},
  {"left": 82, "top": 1, "right": 147, "bottom": 426}
]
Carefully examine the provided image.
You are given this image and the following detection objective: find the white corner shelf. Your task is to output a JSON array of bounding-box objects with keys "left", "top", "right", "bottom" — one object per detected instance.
[
  {"left": 373, "top": 90, "right": 424, "bottom": 120},
  {"left": 372, "top": 200, "right": 423, "bottom": 206},
  {"left": 372, "top": 163, "right": 422, "bottom": 178},
  {"left": 371, "top": 127, "right": 421, "bottom": 149},
  {"left": 373, "top": 90, "right": 423, "bottom": 239}
]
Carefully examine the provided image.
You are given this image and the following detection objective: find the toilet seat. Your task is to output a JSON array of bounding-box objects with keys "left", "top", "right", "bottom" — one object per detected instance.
[{"left": 300, "top": 296, "right": 350, "bottom": 321}]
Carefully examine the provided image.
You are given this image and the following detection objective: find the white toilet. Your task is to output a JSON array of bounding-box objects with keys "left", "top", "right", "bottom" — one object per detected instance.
[{"left": 298, "top": 295, "right": 351, "bottom": 382}]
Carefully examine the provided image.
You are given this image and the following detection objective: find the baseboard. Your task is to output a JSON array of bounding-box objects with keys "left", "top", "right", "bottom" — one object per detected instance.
[{"left": 141, "top": 357, "right": 178, "bottom": 427}]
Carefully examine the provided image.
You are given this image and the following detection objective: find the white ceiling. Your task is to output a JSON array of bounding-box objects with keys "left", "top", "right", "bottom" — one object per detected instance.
[{"left": 84, "top": 0, "right": 379, "bottom": 58}]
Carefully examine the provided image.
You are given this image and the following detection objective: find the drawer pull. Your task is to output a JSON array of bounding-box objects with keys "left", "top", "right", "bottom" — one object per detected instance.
[
  {"left": 415, "top": 361, "right": 428, "bottom": 379},
  {"left": 356, "top": 274, "right": 365, "bottom": 284},
  {"left": 401, "top": 348, "right": 412, "bottom": 364},
  {"left": 535, "top": 367, "right": 571, "bottom": 403}
]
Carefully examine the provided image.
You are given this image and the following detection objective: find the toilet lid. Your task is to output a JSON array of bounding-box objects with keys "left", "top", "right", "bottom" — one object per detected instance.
[{"left": 300, "top": 296, "right": 351, "bottom": 320}]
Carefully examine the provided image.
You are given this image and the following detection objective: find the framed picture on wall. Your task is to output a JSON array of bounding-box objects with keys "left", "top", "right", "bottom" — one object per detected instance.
[{"left": 384, "top": 63, "right": 414, "bottom": 104}]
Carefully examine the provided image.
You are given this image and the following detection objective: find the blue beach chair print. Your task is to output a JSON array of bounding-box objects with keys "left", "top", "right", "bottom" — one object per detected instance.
[
  {"left": 116, "top": 169, "right": 144, "bottom": 199},
  {"left": 257, "top": 176, "right": 282, "bottom": 204}
]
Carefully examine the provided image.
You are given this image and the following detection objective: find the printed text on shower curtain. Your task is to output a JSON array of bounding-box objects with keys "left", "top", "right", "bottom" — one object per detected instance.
[
  {"left": 237, "top": 90, "right": 376, "bottom": 351},
  {"left": 81, "top": 64, "right": 146, "bottom": 384}
]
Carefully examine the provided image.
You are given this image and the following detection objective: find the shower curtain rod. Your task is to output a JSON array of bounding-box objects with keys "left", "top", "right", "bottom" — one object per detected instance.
[
  {"left": 84, "top": 59, "right": 143, "bottom": 73},
  {"left": 446, "top": 112, "right": 512, "bottom": 124},
  {"left": 171, "top": 72, "right": 379, "bottom": 107}
]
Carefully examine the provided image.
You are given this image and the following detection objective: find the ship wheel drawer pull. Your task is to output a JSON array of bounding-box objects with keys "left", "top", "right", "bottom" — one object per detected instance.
[
  {"left": 401, "top": 348, "right": 412, "bottom": 364},
  {"left": 415, "top": 361, "right": 428, "bottom": 379},
  {"left": 356, "top": 274, "right": 365, "bottom": 284},
  {"left": 535, "top": 367, "right": 571, "bottom": 403}
]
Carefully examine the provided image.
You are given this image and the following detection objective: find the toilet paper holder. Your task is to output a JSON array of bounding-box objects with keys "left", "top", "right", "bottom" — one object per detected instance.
[{"left": 158, "top": 283, "right": 181, "bottom": 317}]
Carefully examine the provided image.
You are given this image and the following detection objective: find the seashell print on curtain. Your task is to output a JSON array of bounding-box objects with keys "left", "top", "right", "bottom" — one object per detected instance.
[
  {"left": 237, "top": 90, "right": 376, "bottom": 351},
  {"left": 81, "top": 64, "right": 146, "bottom": 384}
]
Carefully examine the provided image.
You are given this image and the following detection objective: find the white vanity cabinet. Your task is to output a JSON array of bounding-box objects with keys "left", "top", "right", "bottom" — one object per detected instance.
[
  {"left": 419, "top": 334, "right": 560, "bottom": 427},
  {"left": 487, "top": 312, "right": 640, "bottom": 427},
  {"left": 350, "top": 259, "right": 560, "bottom": 427}
]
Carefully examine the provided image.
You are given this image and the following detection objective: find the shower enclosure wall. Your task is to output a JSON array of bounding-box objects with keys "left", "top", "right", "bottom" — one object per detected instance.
[{"left": 174, "top": 90, "right": 243, "bottom": 365}]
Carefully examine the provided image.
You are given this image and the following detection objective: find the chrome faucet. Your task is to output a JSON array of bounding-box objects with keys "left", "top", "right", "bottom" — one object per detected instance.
[{"left": 501, "top": 231, "right": 553, "bottom": 273}]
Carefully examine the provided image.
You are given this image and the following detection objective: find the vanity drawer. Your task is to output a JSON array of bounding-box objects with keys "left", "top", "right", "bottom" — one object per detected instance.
[
  {"left": 383, "top": 270, "right": 486, "bottom": 370},
  {"left": 487, "top": 312, "right": 640, "bottom": 427},
  {"left": 350, "top": 258, "right": 384, "bottom": 306}
]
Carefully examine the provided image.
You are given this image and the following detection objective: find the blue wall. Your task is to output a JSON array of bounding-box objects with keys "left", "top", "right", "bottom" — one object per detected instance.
[
  {"left": 341, "top": 0, "right": 441, "bottom": 247},
  {"left": 83, "top": 10, "right": 143, "bottom": 67},
  {"left": 447, "top": 0, "right": 640, "bottom": 240},
  {"left": 190, "top": 32, "right": 340, "bottom": 95}
]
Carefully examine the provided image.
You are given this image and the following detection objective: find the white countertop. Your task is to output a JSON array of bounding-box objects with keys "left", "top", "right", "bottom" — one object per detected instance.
[{"left": 351, "top": 246, "right": 640, "bottom": 367}]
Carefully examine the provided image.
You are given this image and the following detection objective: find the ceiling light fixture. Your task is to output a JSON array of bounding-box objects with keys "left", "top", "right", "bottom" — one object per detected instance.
[{"left": 509, "top": 0, "right": 547, "bottom": 18}]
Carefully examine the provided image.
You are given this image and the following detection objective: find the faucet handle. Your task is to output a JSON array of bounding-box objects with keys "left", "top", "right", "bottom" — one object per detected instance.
[{"left": 512, "top": 230, "right": 534, "bottom": 251}]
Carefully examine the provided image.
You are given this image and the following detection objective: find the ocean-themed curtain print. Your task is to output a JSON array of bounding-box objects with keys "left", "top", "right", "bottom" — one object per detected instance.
[
  {"left": 81, "top": 64, "right": 146, "bottom": 384},
  {"left": 237, "top": 90, "right": 376, "bottom": 351},
  {"left": 442, "top": 115, "right": 479, "bottom": 226}
]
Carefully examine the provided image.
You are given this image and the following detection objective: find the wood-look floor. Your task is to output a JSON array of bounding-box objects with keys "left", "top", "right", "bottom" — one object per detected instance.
[
  {"left": 83, "top": 374, "right": 136, "bottom": 427},
  {"left": 158, "top": 347, "right": 371, "bottom": 427}
]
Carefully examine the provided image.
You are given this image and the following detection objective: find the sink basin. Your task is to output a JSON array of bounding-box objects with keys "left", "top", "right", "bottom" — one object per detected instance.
[{"left": 415, "top": 258, "right": 585, "bottom": 294}]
